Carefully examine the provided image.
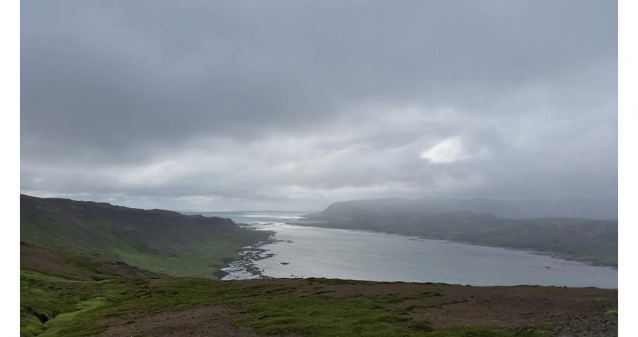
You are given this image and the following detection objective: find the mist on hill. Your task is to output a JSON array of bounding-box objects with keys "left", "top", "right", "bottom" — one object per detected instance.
[{"left": 309, "top": 197, "right": 618, "bottom": 220}]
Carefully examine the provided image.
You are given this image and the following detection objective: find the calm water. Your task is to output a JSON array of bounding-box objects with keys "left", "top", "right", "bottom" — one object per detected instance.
[{"left": 195, "top": 211, "right": 618, "bottom": 288}]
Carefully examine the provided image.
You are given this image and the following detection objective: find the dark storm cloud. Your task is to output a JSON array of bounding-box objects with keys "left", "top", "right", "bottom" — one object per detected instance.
[{"left": 21, "top": 0, "right": 617, "bottom": 210}]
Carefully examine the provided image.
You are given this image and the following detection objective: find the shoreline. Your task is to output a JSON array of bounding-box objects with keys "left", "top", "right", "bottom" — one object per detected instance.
[
  {"left": 216, "top": 227, "right": 277, "bottom": 280},
  {"left": 220, "top": 222, "right": 616, "bottom": 289}
]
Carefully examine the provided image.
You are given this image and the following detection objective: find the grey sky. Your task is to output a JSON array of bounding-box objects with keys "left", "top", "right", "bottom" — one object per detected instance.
[{"left": 21, "top": 0, "right": 617, "bottom": 211}]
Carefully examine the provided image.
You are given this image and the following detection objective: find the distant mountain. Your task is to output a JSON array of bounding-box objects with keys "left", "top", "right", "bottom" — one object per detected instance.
[
  {"left": 307, "top": 197, "right": 618, "bottom": 220},
  {"left": 299, "top": 210, "right": 618, "bottom": 266},
  {"left": 20, "top": 194, "right": 269, "bottom": 278}
]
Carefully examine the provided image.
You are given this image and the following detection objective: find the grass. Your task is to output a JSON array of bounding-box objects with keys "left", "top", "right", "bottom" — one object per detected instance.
[
  {"left": 39, "top": 298, "right": 107, "bottom": 337},
  {"left": 20, "top": 265, "right": 546, "bottom": 337},
  {"left": 22, "top": 214, "right": 271, "bottom": 279},
  {"left": 107, "top": 239, "right": 242, "bottom": 278},
  {"left": 20, "top": 270, "right": 110, "bottom": 336}
]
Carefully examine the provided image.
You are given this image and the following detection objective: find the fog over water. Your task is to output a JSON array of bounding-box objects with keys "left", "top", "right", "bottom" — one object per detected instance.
[{"left": 200, "top": 212, "right": 617, "bottom": 288}]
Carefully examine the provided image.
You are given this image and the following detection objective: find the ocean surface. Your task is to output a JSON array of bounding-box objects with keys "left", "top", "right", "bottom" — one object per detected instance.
[{"left": 193, "top": 211, "right": 618, "bottom": 288}]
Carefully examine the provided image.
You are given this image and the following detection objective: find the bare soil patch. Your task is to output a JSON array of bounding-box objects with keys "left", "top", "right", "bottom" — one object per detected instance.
[{"left": 99, "top": 306, "right": 292, "bottom": 337}]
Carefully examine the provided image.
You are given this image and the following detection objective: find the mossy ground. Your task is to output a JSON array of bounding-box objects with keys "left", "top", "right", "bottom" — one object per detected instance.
[{"left": 21, "top": 266, "right": 546, "bottom": 337}]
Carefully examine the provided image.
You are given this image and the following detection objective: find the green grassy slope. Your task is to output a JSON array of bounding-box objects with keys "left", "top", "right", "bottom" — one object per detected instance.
[
  {"left": 20, "top": 194, "right": 269, "bottom": 278},
  {"left": 301, "top": 212, "right": 618, "bottom": 266}
]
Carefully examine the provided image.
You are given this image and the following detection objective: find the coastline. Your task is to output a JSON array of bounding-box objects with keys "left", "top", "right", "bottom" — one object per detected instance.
[
  {"left": 288, "top": 221, "right": 618, "bottom": 269},
  {"left": 215, "top": 227, "right": 277, "bottom": 280}
]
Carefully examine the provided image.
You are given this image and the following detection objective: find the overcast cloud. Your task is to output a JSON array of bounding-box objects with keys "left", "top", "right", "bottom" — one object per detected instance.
[{"left": 21, "top": 0, "right": 617, "bottom": 211}]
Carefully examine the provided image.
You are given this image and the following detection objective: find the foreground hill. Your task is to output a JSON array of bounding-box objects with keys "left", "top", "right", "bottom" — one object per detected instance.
[
  {"left": 299, "top": 211, "right": 618, "bottom": 266},
  {"left": 307, "top": 197, "right": 618, "bottom": 220},
  {"left": 20, "top": 194, "right": 269, "bottom": 278}
]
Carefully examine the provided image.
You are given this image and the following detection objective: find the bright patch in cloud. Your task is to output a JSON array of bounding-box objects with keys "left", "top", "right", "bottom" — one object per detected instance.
[{"left": 420, "top": 138, "right": 468, "bottom": 164}]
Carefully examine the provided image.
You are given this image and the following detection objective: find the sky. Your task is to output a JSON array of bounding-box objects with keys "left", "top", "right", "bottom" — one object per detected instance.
[{"left": 20, "top": 0, "right": 617, "bottom": 211}]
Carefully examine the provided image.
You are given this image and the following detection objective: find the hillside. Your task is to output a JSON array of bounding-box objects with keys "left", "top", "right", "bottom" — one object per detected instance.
[
  {"left": 307, "top": 197, "right": 618, "bottom": 220},
  {"left": 299, "top": 211, "right": 618, "bottom": 266},
  {"left": 20, "top": 194, "right": 269, "bottom": 278}
]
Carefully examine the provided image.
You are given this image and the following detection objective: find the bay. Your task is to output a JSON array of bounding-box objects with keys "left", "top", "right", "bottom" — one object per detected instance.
[{"left": 195, "top": 211, "right": 618, "bottom": 288}]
